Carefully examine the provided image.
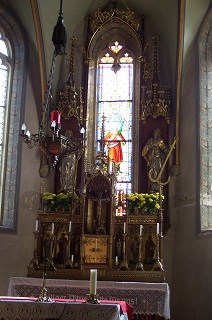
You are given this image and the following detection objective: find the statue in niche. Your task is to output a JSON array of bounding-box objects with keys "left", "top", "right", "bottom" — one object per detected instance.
[
  {"left": 116, "top": 238, "right": 122, "bottom": 259},
  {"left": 130, "top": 235, "right": 140, "bottom": 263},
  {"left": 144, "top": 235, "right": 156, "bottom": 264},
  {"left": 142, "top": 128, "right": 168, "bottom": 192},
  {"left": 43, "top": 233, "right": 52, "bottom": 260},
  {"left": 57, "top": 233, "right": 68, "bottom": 263},
  {"left": 59, "top": 130, "right": 76, "bottom": 192}
]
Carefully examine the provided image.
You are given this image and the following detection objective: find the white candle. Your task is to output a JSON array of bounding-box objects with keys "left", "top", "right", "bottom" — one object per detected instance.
[
  {"left": 69, "top": 221, "right": 72, "bottom": 233},
  {"left": 51, "top": 223, "right": 54, "bottom": 234},
  {"left": 90, "top": 269, "right": 97, "bottom": 295},
  {"left": 115, "top": 256, "right": 118, "bottom": 265},
  {"left": 124, "top": 222, "right": 126, "bottom": 234},
  {"left": 140, "top": 225, "right": 143, "bottom": 236},
  {"left": 71, "top": 254, "right": 74, "bottom": 262},
  {"left": 157, "top": 223, "right": 159, "bottom": 234},
  {"left": 35, "top": 219, "right": 38, "bottom": 232}
]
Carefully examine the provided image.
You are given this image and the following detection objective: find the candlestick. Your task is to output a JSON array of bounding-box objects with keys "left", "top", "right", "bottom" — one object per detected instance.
[
  {"left": 51, "top": 223, "right": 54, "bottom": 234},
  {"left": 69, "top": 221, "right": 72, "bottom": 233},
  {"left": 35, "top": 219, "right": 38, "bottom": 232},
  {"left": 124, "top": 222, "right": 126, "bottom": 234},
  {"left": 140, "top": 225, "right": 143, "bottom": 236},
  {"left": 157, "top": 223, "right": 159, "bottom": 234},
  {"left": 90, "top": 269, "right": 97, "bottom": 295}
]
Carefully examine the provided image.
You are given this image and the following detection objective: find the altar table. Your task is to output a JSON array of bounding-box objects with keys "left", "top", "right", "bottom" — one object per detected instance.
[
  {"left": 8, "top": 277, "right": 170, "bottom": 319},
  {"left": 0, "top": 297, "right": 131, "bottom": 320}
]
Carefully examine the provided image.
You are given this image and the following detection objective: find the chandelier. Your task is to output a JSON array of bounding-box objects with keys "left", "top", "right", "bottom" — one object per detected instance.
[
  {"left": 20, "top": 0, "right": 85, "bottom": 171},
  {"left": 140, "top": 35, "right": 171, "bottom": 124}
]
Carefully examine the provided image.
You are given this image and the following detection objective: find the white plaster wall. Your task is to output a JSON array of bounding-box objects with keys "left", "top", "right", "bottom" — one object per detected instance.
[
  {"left": 170, "top": 46, "right": 212, "bottom": 320},
  {"left": 0, "top": 43, "right": 54, "bottom": 296}
]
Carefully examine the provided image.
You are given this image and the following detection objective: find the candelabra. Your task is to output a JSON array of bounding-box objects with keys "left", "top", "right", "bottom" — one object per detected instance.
[
  {"left": 35, "top": 257, "right": 57, "bottom": 302},
  {"left": 20, "top": 0, "right": 85, "bottom": 172}
]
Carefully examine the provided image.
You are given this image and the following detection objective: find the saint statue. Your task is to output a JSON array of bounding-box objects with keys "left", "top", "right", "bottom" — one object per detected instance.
[
  {"left": 59, "top": 130, "right": 76, "bottom": 192},
  {"left": 142, "top": 128, "right": 168, "bottom": 192},
  {"left": 144, "top": 235, "right": 156, "bottom": 264}
]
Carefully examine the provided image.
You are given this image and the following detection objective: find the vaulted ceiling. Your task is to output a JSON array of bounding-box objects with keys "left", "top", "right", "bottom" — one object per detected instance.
[{"left": 5, "top": 0, "right": 211, "bottom": 88}]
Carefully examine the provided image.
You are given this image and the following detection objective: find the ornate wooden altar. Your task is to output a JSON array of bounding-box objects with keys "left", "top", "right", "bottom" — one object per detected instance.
[{"left": 27, "top": 162, "right": 165, "bottom": 283}]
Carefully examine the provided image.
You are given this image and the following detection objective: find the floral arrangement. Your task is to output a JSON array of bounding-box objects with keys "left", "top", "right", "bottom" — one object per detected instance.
[
  {"left": 127, "top": 192, "right": 164, "bottom": 214},
  {"left": 42, "top": 192, "right": 79, "bottom": 213}
]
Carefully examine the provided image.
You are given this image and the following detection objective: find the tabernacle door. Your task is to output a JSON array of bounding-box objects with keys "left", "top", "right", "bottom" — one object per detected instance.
[{"left": 84, "top": 235, "right": 108, "bottom": 264}]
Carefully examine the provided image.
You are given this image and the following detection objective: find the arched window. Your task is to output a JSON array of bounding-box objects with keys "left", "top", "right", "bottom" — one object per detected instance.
[
  {"left": 96, "top": 42, "right": 133, "bottom": 214},
  {"left": 0, "top": 3, "right": 26, "bottom": 231},
  {"left": 85, "top": 12, "right": 142, "bottom": 215},
  {"left": 199, "top": 6, "right": 212, "bottom": 232}
]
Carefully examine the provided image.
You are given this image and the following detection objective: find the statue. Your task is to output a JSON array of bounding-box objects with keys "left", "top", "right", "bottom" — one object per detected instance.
[
  {"left": 144, "top": 235, "right": 156, "bottom": 264},
  {"left": 59, "top": 130, "right": 76, "bottom": 192},
  {"left": 116, "top": 238, "right": 122, "bottom": 259},
  {"left": 57, "top": 233, "right": 68, "bottom": 263},
  {"left": 130, "top": 235, "right": 140, "bottom": 263},
  {"left": 142, "top": 128, "right": 168, "bottom": 192}
]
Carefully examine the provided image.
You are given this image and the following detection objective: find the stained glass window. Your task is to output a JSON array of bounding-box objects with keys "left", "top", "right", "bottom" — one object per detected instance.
[
  {"left": 0, "top": 10, "right": 26, "bottom": 231},
  {"left": 199, "top": 8, "right": 212, "bottom": 232},
  {"left": 0, "top": 39, "right": 9, "bottom": 171},
  {"left": 96, "top": 43, "right": 133, "bottom": 215}
]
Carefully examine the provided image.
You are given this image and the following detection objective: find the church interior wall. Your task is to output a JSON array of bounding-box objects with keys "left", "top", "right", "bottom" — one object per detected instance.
[{"left": 0, "top": 2, "right": 211, "bottom": 320}]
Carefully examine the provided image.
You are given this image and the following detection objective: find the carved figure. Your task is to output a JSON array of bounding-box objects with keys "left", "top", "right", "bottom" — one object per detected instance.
[
  {"left": 57, "top": 233, "right": 68, "bottom": 263},
  {"left": 130, "top": 235, "right": 140, "bottom": 263},
  {"left": 144, "top": 235, "right": 156, "bottom": 264},
  {"left": 116, "top": 238, "right": 122, "bottom": 258},
  {"left": 142, "top": 128, "right": 168, "bottom": 192},
  {"left": 59, "top": 130, "right": 76, "bottom": 192}
]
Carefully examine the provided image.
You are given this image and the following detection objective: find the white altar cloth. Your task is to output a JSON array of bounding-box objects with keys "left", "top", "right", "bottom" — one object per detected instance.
[
  {"left": 0, "top": 297, "right": 129, "bottom": 320},
  {"left": 8, "top": 277, "right": 170, "bottom": 319}
]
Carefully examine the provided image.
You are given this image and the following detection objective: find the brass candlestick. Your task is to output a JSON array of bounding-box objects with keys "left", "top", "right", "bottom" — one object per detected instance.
[
  {"left": 152, "top": 233, "right": 164, "bottom": 271},
  {"left": 35, "top": 257, "right": 56, "bottom": 302},
  {"left": 135, "top": 234, "right": 144, "bottom": 271},
  {"left": 86, "top": 294, "right": 100, "bottom": 304}
]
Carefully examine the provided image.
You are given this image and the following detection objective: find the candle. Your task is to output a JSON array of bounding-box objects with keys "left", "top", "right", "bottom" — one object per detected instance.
[
  {"left": 21, "top": 123, "right": 26, "bottom": 134},
  {"left": 140, "top": 225, "right": 143, "bottom": 236},
  {"left": 115, "top": 256, "right": 118, "bottom": 265},
  {"left": 51, "top": 110, "right": 61, "bottom": 124},
  {"left": 69, "top": 221, "right": 72, "bottom": 233},
  {"left": 35, "top": 219, "right": 38, "bottom": 232},
  {"left": 51, "top": 223, "right": 54, "bottom": 234},
  {"left": 90, "top": 269, "right": 97, "bottom": 295},
  {"left": 157, "top": 223, "right": 159, "bottom": 234},
  {"left": 71, "top": 254, "right": 74, "bottom": 262},
  {"left": 124, "top": 222, "right": 126, "bottom": 234}
]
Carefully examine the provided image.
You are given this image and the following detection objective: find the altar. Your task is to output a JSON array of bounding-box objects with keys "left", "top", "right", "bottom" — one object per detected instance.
[
  {"left": 0, "top": 297, "right": 131, "bottom": 320},
  {"left": 8, "top": 277, "right": 170, "bottom": 319}
]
